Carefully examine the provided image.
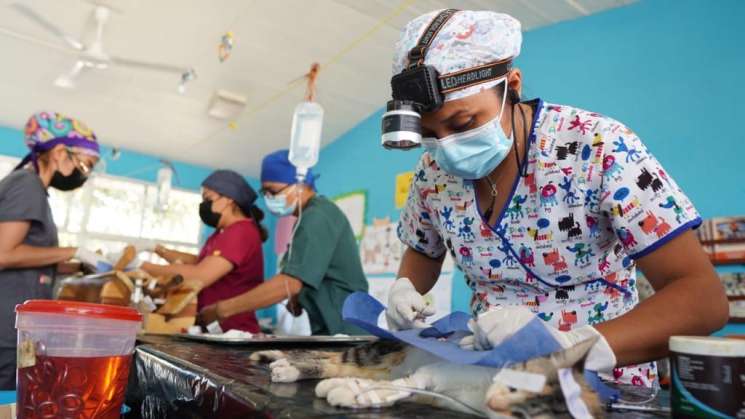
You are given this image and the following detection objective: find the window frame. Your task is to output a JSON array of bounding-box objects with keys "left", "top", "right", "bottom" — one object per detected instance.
[{"left": 0, "top": 154, "right": 203, "bottom": 253}]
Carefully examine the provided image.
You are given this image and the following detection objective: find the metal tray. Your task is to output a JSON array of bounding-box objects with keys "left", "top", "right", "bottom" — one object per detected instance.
[{"left": 177, "top": 333, "right": 378, "bottom": 345}]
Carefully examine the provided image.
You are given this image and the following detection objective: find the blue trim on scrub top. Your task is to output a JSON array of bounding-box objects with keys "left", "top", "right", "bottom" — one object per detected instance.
[
  {"left": 477, "top": 99, "right": 563, "bottom": 290},
  {"left": 630, "top": 217, "right": 702, "bottom": 260},
  {"left": 476, "top": 99, "right": 633, "bottom": 298},
  {"left": 474, "top": 98, "right": 544, "bottom": 228}
]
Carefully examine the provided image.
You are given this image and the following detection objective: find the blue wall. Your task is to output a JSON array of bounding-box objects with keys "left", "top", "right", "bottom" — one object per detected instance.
[
  {"left": 0, "top": 125, "right": 277, "bottom": 321},
  {"left": 315, "top": 0, "right": 745, "bottom": 333}
]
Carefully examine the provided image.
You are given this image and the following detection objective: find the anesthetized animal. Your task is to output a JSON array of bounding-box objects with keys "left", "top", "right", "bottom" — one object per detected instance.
[{"left": 250, "top": 338, "right": 603, "bottom": 418}]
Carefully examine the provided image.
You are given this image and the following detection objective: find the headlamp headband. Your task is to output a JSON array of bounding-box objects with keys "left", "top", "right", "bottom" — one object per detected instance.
[
  {"left": 391, "top": 9, "right": 513, "bottom": 112},
  {"left": 382, "top": 9, "right": 514, "bottom": 151}
]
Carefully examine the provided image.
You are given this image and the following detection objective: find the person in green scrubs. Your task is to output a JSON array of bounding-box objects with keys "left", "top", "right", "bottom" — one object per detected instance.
[{"left": 197, "top": 150, "right": 368, "bottom": 335}]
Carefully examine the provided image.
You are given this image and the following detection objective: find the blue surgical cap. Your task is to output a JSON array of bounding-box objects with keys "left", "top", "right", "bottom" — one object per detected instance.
[
  {"left": 201, "top": 169, "right": 257, "bottom": 215},
  {"left": 260, "top": 149, "right": 317, "bottom": 190}
]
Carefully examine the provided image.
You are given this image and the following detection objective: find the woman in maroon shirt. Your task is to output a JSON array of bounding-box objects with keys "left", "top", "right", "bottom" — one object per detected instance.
[{"left": 142, "top": 170, "right": 268, "bottom": 333}]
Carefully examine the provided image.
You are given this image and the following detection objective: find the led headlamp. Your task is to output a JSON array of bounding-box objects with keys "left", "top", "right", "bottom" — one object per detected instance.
[{"left": 382, "top": 9, "right": 513, "bottom": 150}]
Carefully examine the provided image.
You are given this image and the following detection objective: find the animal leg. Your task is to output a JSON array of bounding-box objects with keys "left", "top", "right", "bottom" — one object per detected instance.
[{"left": 316, "top": 376, "right": 419, "bottom": 408}]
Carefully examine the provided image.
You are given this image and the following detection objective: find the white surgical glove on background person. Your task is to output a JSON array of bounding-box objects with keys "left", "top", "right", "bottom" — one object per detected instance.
[
  {"left": 385, "top": 277, "right": 436, "bottom": 331},
  {"left": 74, "top": 248, "right": 109, "bottom": 272},
  {"left": 459, "top": 306, "right": 617, "bottom": 373}
]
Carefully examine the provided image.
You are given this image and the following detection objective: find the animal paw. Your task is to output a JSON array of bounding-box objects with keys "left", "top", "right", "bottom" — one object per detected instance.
[
  {"left": 250, "top": 350, "right": 286, "bottom": 363},
  {"left": 269, "top": 358, "right": 300, "bottom": 382},
  {"left": 315, "top": 378, "right": 411, "bottom": 408}
]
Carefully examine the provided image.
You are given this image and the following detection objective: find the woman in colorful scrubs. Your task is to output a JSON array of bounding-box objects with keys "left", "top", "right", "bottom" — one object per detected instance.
[
  {"left": 0, "top": 112, "right": 103, "bottom": 389},
  {"left": 141, "top": 170, "right": 268, "bottom": 333},
  {"left": 384, "top": 10, "right": 727, "bottom": 386}
]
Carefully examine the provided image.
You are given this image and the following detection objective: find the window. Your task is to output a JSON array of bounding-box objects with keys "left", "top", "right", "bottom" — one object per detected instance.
[{"left": 0, "top": 154, "right": 202, "bottom": 257}]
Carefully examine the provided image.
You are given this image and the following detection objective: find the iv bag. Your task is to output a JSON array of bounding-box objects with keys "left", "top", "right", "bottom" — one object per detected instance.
[{"left": 289, "top": 101, "right": 323, "bottom": 180}]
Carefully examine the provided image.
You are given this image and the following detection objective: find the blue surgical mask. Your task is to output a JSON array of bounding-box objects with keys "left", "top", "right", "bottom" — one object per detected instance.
[
  {"left": 422, "top": 84, "right": 512, "bottom": 180},
  {"left": 264, "top": 193, "right": 297, "bottom": 217}
]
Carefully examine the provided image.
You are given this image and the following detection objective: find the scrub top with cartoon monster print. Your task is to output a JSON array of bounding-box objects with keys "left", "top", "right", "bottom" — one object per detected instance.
[{"left": 398, "top": 99, "right": 701, "bottom": 387}]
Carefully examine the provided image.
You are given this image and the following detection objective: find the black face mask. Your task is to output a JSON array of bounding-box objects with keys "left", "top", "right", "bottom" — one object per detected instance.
[
  {"left": 199, "top": 199, "right": 222, "bottom": 228},
  {"left": 50, "top": 168, "right": 88, "bottom": 191}
]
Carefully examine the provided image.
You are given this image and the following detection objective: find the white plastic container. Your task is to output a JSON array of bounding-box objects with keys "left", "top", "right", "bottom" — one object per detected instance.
[
  {"left": 289, "top": 100, "right": 324, "bottom": 180},
  {"left": 15, "top": 300, "right": 142, "bottom": 419}
]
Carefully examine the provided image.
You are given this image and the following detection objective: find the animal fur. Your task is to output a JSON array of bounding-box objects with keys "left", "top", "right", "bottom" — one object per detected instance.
[{"left": 250, "top": 338, "right": 604, "bottom": 417}]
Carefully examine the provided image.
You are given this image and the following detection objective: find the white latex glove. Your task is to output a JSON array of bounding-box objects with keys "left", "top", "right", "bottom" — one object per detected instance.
[
  {"left": 385, "top": 277, "right": 436, "bottom": 331},
  {"left": 74, "top": 248, "right": 109, "bottom": 272},
  {"left": 459, "top": 306, "right": 538, "bottom": 351},
  {"left": 459, "top": 306, "right": 616, "bottom": 373}
]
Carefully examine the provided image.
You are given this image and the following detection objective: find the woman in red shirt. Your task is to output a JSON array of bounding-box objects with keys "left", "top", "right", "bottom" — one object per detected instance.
[{"left": 142, "top": 170, "right": 267, "bottom": 333}]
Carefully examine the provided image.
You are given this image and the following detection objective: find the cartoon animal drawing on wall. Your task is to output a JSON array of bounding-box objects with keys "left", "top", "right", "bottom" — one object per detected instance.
[{"left": 359, "top": 217, "right": 405, "bottom": 274}]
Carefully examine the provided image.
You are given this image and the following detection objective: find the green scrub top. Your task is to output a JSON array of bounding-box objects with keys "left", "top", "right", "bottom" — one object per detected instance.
[{"left": 281, "top": 195, "right": 368, "bottom": 335}]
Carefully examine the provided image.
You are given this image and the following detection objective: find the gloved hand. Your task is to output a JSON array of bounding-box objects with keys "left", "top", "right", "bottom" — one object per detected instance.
[
  {"left": 74, "top": 248, "right": 110, "bottom": 272},
  {"left": 459, "top": 306, "right": 617, "bottom": 373},
  {"left": 196, "top": 303, "right": 223, "bottom": 330},
  {"left": 385, "top": 277, "right": 436, "bottom": 331},
  {"left": 458, "top": 305, "right": 537, "bottom": 351}
]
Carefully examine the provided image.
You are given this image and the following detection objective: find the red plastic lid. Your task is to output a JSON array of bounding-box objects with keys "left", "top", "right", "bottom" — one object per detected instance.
[{"left": 16, "top": 300, "right": 142, "bottom": 322}]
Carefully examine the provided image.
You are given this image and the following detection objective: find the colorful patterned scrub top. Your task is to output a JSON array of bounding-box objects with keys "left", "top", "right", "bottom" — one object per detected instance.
[{"left": 398, "top": 99, "right": 701, "bottom": 387}]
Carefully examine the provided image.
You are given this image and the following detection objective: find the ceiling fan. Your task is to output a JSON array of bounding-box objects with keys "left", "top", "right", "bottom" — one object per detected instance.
[{"left": 3, "top": 2, "right": 196, "bottom": 90}]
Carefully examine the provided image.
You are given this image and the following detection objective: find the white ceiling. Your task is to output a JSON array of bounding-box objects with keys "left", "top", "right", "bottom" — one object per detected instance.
[{"left": 0, "top": 0, "right": 633, "bottom": 176}]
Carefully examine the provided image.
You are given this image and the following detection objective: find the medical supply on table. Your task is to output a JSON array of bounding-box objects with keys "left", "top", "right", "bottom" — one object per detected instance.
[{"left": 669, "top": 336, "right": 745, "bottom": 418}]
